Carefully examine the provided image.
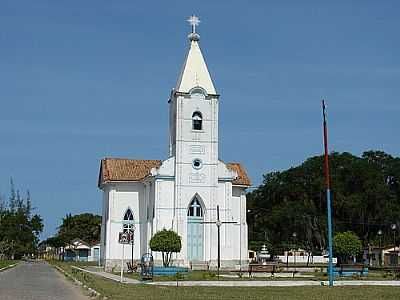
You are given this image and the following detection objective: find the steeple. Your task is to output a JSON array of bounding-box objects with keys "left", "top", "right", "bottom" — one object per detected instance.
[{"left": 175, "top": 15, "right": 217, "bottom": 95}]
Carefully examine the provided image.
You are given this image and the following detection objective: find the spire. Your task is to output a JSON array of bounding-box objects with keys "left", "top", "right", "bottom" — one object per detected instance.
[{"left": 175, "top": 15, "right": 217, "bottom": 95}]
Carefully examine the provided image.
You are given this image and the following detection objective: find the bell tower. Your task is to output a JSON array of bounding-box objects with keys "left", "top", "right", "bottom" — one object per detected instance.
[{"left": 169, "top": 16, "right": 220, "bottom": 261}]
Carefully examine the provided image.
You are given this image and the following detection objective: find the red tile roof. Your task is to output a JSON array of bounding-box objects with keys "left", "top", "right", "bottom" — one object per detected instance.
[
  {"left": 99, "top": 158, "right": 161, "bottom": 187},
  {"left": 98, "top": 158, "right": 251, "bottom": 187},
  {"left": 226, "top": 162, "right": 252, "bottom": 186}
]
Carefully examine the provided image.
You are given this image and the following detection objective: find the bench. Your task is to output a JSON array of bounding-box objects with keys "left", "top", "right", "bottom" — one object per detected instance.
[
  {"left": 248, "top": 264, "right": 277, "bottom": 277},
  {"left": 339, "top": 264, "right": 366, "bottom": 276},
  {"left": 392, "top": 267, "right": 400, "bottom": 278},
  {"left": 152, "top": 266, "right": 189, "bottom": 276},
  {"left": 126, "top": 261, "right": 138, "bottom": 273},
  {"left": 190, "top": 261, "right": 209, "bottom": 271}
]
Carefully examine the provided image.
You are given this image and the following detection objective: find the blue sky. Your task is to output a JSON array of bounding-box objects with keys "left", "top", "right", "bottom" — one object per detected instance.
[{"left": 0, "top": 1, "right": 399, "bottom": 238}]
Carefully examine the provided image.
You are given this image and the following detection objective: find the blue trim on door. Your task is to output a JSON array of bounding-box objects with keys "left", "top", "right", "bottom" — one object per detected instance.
[{"left": 187, "top": 216, "right": 203, "bottom": 261}]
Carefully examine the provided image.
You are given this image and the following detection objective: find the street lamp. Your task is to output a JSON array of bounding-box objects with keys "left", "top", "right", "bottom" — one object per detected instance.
[
  {"left": 391, "top": 224, "right": 397, "bottom": 251},
  {"left": 247, "top": 208, "right": 269, "bottom": 220},
  {"left": 247, "top": 208, "right": 269, "bottom": 243},
  {"left": 292, "top": 232, "right": 297, "bottom": 273},
  {"left": 377, "top": 229, "right": 383, "bottom": 266}
]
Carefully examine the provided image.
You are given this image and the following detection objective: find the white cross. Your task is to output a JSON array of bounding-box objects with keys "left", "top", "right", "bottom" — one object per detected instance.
[{"left": 187, "top": 15, "right": 200, "bottom": 33}]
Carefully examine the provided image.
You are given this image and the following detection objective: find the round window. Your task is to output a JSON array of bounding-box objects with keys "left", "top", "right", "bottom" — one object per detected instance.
[{"left": 192, "top": 159, "right": 203, "bottom": 170}]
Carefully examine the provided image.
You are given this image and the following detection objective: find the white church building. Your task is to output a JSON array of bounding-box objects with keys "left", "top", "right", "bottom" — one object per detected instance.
[{"left": 98, "top": 17, "right": 251, "bottom": 271}]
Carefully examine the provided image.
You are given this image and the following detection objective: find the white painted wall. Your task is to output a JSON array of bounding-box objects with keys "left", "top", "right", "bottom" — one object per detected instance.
[
  {"left": 100, "top": 186, "right": 108, "bottom": 262},
  {"left": 88, "top": 244, "right": 101, "bottom": 262},
  {"left": 105, "top": 183, "right": 144, "bottom": 261},
  {"left": 277, "top": 255, "right": 337, "bottom": 264},
  {"left": 100, "top": 38, "right": 249, "bottom": 269}
]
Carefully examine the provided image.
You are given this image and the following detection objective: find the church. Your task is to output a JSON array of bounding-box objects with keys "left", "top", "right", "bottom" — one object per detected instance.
[{"left": 98, "top": 16, "right": 251, "bottom": 271}]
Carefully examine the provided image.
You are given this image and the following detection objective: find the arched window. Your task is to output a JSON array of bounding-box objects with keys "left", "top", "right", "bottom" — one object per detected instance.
[
  {"left": 192, "top": 112, "right": 203, "bottom": 131},
  {"left": 123, "top": 208, "right": 134, "bottom": 234},
  {"left": 188, "top": 196, "right": 203, "bottom": 217},
  {"left": 190, "top": 87, "right": 207, "bottom": 97}
]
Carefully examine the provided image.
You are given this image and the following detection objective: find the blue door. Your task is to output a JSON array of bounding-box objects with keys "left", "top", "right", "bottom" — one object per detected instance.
[
  {"left": 187, "top": 197, "right": 204, "bottom": 261},
  {"left": 94, "top": 248, "right": 100, "bottom": 261},
  {"left": 78, "top": 249, "right": 89, "bottom": 262}
]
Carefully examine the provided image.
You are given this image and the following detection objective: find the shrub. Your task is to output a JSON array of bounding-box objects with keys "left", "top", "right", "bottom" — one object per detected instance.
[
  {"left": 149, "top": 229, "right": 182, "bottom": 267},
  {"left": 333, "top": 231, "right": 362, "bottom": 264}
]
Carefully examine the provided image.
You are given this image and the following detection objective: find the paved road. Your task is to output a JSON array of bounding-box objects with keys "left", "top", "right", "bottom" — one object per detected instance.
[{"left": 0, "top": 261, "right": 88, "bottom": 300}]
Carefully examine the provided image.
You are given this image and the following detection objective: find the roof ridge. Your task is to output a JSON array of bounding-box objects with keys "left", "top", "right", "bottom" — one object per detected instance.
[{"left": 103, "top": 157, "right": 161, "bottom": 162}]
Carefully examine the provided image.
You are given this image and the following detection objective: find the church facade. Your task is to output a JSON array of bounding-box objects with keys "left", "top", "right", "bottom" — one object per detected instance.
[{"left": 98, "top": 19, "right": 251, "bottom": 271}]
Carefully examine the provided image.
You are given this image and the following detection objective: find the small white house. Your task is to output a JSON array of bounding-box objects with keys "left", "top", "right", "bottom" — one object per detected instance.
[
  {"left": 64, "top": 239, "right": 100, "bottom": 262},
  {"left": 364, "top": 246, "right": 400, "bottom": 266},
  {"left": 382, "top": 246, "right": 400, "bottom": 266},
  {"left": 89, "top": 243, "right": 101, "bottom": 262}
]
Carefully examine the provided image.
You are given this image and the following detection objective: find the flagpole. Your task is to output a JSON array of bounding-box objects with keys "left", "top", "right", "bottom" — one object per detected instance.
[
  {"left": 322, "top": 100, "right": 334, "bottom": 287},
  {"left": 217, "top": 205, "right": 221, "bottom": 279}
]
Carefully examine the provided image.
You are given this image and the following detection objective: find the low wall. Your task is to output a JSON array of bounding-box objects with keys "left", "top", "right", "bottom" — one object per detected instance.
[{"left": 276, "top": 255, "right": 337, "bottom": 264}]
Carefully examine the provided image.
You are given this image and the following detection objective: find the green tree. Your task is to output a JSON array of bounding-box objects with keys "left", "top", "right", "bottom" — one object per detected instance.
[
  {"left": 333, "top": 231, "right": 362, "bottom": 264},
  {"left": 0, "top": 179, "right": 43, "bottom": 259},
  {"left": 0, "top": 239, "right": 11, "bottom": 259},
  {"left": 247, "top": 150, "right": 400, "bottom": 254},
  {"left": 43, "top": 236, "right": 64, "bottom": 249},
  {"left": 149, "top": 229, "right": 181, "bottom": 267},
  {"left": 57, "top": 213, "right": 101, "bottom": 245}
]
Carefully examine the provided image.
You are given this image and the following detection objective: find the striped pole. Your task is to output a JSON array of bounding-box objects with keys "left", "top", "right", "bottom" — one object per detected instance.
[{"left": 322, "top": 100, "right": 334, "bottom": 287}]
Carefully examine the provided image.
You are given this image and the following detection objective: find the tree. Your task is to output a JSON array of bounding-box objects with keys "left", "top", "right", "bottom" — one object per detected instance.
[
  {"left": 43, "top": 236, "right": 64, "bottom": 249},
  {"left": 149, "top": 229, "right": 182, "bottom": 267},
  {"left": 57, "top": 213, "right": 101, "bottom": 245},
  {"left": 0, "top": 179, "right": 43, "bottom": 259},
  {"left": 247, "top": 150, "right": 400, "bottom": 254},
  {"left": 333, "top": 231, "right": 362, "bottom": 264},
  {"left": 0, "top": 240, "right": 11, "bottom": 259}
]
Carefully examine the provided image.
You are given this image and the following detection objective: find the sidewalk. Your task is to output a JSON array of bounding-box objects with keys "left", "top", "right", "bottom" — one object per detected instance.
[
  {"left": 149, "top": 280, "right": 400, "bottom": 287},
  {"left": 76, "top": 266, "right": 141, "bottom": 284},
  {"left": 79, "top": 267, "right": 400, "bottom": 287},
  {"left": 149, "top": 280, "right": 321, "bottom": 287}
]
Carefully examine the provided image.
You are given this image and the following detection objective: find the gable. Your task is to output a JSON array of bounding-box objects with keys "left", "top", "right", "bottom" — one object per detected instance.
[{"left": 226, "top": 162, "right": 252, "bottom": 186}]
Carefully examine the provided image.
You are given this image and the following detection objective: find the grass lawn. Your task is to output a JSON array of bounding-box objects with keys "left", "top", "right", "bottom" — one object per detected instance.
[
  {"left": 50, "top": 261, "right": 400, "bottom": 300},
  {"left": 0, "top": 260, "right": 18, "bottom": 270},
  {"left": 120, "top": 269, "right": 398, "bottom": 282},
  {"left": 122, "top": 270, "right": 318, "bottom": 282}
]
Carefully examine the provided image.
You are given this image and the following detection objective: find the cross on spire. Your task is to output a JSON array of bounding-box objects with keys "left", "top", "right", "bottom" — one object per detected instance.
[{"left": 187, "top": 15, "right": 200, "bottom": 33}]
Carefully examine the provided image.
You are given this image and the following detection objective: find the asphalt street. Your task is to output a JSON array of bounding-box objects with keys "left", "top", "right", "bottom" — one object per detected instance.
[{"left": 0, "top": 261, "right": 88, "bottom": 300}]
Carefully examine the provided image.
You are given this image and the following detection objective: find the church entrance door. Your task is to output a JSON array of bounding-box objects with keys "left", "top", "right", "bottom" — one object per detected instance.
[{"left": 187, "top": 197, "right": 204, "bottom": 261}]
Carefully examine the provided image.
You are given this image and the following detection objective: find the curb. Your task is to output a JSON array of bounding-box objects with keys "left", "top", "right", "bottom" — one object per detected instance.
[
  {"left": 0, "top": 262, "right": 19, "bottom": 272},
  {"left": 53, "top": 265, "right": 107, "bottom": 300},
  {"left": 71, "top": 266, "right": 141, "bottom": 284}
]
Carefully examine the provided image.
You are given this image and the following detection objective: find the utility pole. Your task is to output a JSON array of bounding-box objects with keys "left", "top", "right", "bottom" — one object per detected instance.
[
  {"left": 322, "top": 100, "right": 334, "bottom": 287},
  {"left": 120, "top": 243, "right": 125, "bottom": 283},
  {"left": 202, "top": 205, "right": 236, "bottom": 278}
]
